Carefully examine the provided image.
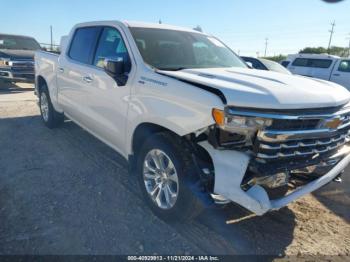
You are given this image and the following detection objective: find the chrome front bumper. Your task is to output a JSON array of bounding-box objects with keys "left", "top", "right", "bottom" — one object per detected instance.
[
  {"left": 199, "top": 141, "right": 349, "bottom": 215},
  {"left": 0, "top": 70, "right": 34, "bottom": 83}
]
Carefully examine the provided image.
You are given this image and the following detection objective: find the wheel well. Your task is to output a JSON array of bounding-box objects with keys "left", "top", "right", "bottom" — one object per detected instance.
[
  {"left": 130, "top": 122, "right": 215, "bottom": 194},
  {"left": 132, "top": 123, "right": 179, "bottom": 156},
  {"left": 37, "top": 76, "right": 47, "bottom": 94}
]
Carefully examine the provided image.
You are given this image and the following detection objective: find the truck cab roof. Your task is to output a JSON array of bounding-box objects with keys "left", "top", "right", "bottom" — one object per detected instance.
[{"left": 72, "top": 20, "right": 207, "bottom": 35}]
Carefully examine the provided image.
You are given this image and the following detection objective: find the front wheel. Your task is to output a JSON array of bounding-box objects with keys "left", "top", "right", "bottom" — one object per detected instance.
[{"left": 136, "top": 132, "right": 204, "bottom": 222}]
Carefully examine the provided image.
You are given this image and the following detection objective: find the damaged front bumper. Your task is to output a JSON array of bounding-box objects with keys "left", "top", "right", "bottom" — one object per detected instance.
[{"left": 199, "top": 141, "right": 350, "bottom": 215}]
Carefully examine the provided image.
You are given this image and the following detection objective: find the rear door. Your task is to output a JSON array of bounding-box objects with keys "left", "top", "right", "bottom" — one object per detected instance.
[
  {"left": 57, "top": 26, "right": 102, "bottom": 122},
  {"left": 330, "top": 59, "right": 350, "bottom": 90}
]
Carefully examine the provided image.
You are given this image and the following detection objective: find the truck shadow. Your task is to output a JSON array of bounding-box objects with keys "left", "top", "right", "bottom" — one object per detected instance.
[
  {"left": 175, "top": 204, "right": 296, "bottom": 255},
  {"left": 59, "top": 119, "right": 298, "bottom": 255},
  {"left": 312, "top": 178, "right": 350, "bottom": 223},
  {"left": 0, "top": 115, "right": 296, "bottom": 255},
  {"left": 0, "top": 82, "right": 34, "bottom": 94}
]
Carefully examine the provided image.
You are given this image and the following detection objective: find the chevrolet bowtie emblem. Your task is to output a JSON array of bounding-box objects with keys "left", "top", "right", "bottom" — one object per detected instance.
[{"left": 324, "top": 117, "right": 342, "bottom": 129}]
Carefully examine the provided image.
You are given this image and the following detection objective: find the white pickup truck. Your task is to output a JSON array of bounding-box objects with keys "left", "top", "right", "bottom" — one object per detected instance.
[
  {"left": 284, "top": 54, "right": 350, "bottom": 90},
  {"left": 35, "top": 21, "right": 350, "bottom": 221}
]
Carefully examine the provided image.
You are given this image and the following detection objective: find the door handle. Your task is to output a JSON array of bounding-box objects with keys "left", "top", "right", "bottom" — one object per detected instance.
[
  {"left": 333, "top": 73, "right": 340, "bottom": 76},
  {"left": 82, "top": 76, "right": 93, "bottom": 83},
  {"left": 58, "top": 67, "right": 64, "bottom": 73}
]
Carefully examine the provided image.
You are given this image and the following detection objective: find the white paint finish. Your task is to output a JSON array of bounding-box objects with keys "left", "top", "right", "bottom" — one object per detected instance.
[
  {"left": 159, "top": 67, "right": 350, "bottom": 109},
  {"left": 330, "top": 59, "right": 350, "bottom": 90},
  {"left": 34, "top": 20, "right": 350, "bottom": 215},
  {"left": 123, "top": 20, "right": 207, "bottom": 35},
  {"left": 34, "top": 52, "right": 62, "bottom": 111},
  {"left": 198, "top": 141, "right": 268, "bottom": 215},
  {"left": 286, "top": 53, "right": 350, "bottom": 90}
]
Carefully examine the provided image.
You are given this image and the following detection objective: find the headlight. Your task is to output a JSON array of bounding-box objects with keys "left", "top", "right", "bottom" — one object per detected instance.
[
  {"left": 212, "top": 108, "right": 272, "bottom": 132},
  {"left": 211, "top": 108, "right": 273, "bottom": 148},
  {"left": 0, "top": 58, "right": 10, "bottom": 67}
]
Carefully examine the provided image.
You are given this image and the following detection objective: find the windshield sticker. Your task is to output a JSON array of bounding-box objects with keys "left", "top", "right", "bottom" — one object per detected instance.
[{"left": 207, "top": 37, "right": 225, "bottom": 48}]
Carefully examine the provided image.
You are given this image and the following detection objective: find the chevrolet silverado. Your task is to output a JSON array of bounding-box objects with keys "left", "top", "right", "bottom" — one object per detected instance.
[{"left": 35, "top": 21, "right": 350, "bottom": 221}]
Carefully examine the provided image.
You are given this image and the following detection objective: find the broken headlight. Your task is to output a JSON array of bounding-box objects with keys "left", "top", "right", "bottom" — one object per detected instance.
[{"left": 211, "top": 108, "right": 272, "bottom": 148}]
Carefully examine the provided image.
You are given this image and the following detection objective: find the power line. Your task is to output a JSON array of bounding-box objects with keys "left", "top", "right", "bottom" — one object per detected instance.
[
  {"left": 347, "top": 34, "right": 350, "bottom": 57},
  {"left": 264, "top": 38, "right": 268, "bottom": 57},
  {"left": 327, "top": 20, "right": 336, "bottom": 52}
]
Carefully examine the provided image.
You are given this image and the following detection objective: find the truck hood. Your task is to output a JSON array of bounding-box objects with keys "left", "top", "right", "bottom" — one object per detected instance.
[
  {"left": 159, "top": 67, "right": 350, "bottom": 110},
  {"left": 0, "top": 49, "right": 35, "bottom": 60}
]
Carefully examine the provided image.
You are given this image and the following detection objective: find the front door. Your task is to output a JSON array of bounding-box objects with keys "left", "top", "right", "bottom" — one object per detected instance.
[{"left": 330, "top": 59, "right": 350, "bottom": 90}]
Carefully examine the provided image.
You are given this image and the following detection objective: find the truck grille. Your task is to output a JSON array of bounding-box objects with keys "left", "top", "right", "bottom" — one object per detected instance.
[
  {"left": 256, "top": 129, "right": 350, "bottom": 159},
  {"left": 10, "top": 60, "right": 34, "bottom": 71},
  {"left": 253, "top": 105, "right": 350, "bottom": 160}
]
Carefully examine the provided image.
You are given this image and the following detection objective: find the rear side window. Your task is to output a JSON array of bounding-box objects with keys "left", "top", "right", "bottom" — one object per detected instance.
[
  {"left": 292, "top": 58, "right": 332, "bottom": 69},
  {"left": 69, "top": 27, "right": 101, "bottom": 64},
  {"left": 338, "top": 60, "right": 350, "bottom": 72}
]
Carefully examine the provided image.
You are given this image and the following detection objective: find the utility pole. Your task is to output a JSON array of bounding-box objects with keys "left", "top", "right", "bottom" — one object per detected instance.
[
  {"left": 327, "top": 20, "right": 336, "bottom": 53},
  {"left": 264, "top": 38, "right": 268, "bottom": 57},
  {"left": 50, "top": 25, "right": 53, "bottom": 51},
  {"left": 347, "top": 34, "right": 350, "bottom": 57}
]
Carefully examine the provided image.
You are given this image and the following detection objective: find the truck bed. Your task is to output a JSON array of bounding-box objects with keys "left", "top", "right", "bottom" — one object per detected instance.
[{"left": 34, "top": 50, "right": 59, "bottom": 103}]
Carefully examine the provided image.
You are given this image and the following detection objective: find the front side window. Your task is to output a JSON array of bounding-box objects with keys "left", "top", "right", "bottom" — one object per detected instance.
[
  {"left": 338, "top": 60, "right": 350, "bottom": 72},
  {"left": 129, "top": 27, "right": 247, "bottom": 70},
  {"left": 68, "top": 27, "right": 101, "bottom": 64},
  {"left": 0, "top": 35, "right": 41, "bottom": 50},
  {"left": 292, "top": 58, "right": 332, "bottom": 69},
  {"left": 93, "top": 27, "right": 130, "bottom": 70}
]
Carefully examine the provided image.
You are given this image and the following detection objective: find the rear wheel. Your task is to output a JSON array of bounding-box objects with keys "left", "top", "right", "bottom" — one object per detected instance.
[
  {"left": 136, "top": 132, "right": 204, "bottom": 222},
  {"left": 39, "top": 85, "right": 64, "bottom": 128}
]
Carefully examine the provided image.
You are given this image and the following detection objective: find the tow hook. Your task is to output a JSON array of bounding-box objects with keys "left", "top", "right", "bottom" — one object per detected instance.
[{"left": 333, "top": 171, "right": 343, "bottom": 183}]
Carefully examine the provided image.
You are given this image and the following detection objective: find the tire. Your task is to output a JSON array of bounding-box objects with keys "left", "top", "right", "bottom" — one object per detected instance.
[
  {"left": 136, "top": 132, "right": 204, "bottom": 222},
  {"left": 39, "top": 84, "right": 64, "bottom": 128}
]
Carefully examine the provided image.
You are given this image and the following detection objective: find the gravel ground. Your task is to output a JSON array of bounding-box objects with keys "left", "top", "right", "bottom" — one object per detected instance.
[{"left": 0, "top": 82, "right": 349, "bottom": 256}]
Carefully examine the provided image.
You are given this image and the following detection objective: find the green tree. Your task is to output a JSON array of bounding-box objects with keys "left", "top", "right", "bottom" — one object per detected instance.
[
  {"left": 262, "top": 54, "right": 287, "bottom": 62},
  {"left": 299, "top": 46, "right": 348, "bottom": 56}
]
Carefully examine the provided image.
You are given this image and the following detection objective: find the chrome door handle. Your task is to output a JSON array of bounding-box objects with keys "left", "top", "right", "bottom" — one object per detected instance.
[
  {"left": 83, "top": 76, "right": 93, "bottom": 83},
  {"left": 58, "top": 67, "right": 64, "bottom": 73}
]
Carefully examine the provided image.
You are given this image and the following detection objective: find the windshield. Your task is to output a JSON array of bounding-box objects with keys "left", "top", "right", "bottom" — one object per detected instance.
[
  {"left": 0, "top": 35, "right": 41, "bottom": 50},
  {"left": 260, "top": 58, "right": 292, "bottom": 75},
  {"left": 129, "top": 27, "right": 247, "bottom": 70}
]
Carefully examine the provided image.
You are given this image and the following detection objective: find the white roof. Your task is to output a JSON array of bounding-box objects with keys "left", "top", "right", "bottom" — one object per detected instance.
[
  {"left": 287, "top": 53, "right": 340, "bottom": 60},
  {"left": 123, "top": 20, "right": 206, "bottom": 34}
]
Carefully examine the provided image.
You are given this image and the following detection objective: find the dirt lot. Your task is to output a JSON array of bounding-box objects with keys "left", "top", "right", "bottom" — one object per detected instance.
[{"left": 0, "top": 82, "right": 349, "bottom": 256}]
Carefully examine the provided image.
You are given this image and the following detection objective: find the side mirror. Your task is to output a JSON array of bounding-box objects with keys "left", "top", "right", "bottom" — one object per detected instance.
[{"left": 103, "top": 57, "right": 128, "bottom": 86}]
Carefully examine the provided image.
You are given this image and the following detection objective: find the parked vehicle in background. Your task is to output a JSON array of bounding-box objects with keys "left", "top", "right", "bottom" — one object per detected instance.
[
  {"left": 241, "top": 56, "right": 291, "bottom": 74},
  {"left": 0, "top": 34, "right": 41, "bottom": 83},
  {"left": 35, "top": 21, "right": 350, "bottom": 222},
  {"left": 280, "top": 60, "right": 291, "bottom": 68},
  {"left": 286, "top": 53, "right": 350, "bottom": 90}
]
